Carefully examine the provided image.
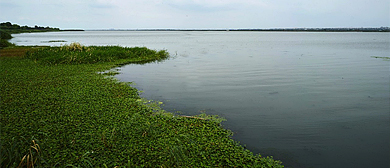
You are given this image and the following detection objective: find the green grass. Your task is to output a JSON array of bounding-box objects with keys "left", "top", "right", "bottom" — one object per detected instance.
[{"left": 0, "top": 45, "right": 284, "bottom": 167}]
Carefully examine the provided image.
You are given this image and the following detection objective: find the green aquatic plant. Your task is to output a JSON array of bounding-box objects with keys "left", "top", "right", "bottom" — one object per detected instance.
[
  {"left": 371, "top": 56, "right": 390, "bottom": 60},
  {"left": 1, "top": 47, "right": 284, "bottom": 167},
  {"left": 48, "top": 40, "right": 67, "bottom": 43},
  {"left": 101, "top": 70, "right": 121, "bottom": 76}
]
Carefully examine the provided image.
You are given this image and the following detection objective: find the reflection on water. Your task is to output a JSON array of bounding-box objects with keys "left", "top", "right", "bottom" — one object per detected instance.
[{"left": 12, "top": 31, "right": 390, "bottom": 168}]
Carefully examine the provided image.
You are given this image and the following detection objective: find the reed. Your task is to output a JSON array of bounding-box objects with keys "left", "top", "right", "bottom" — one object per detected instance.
[{"left": 25, "top": 43, "right": 170, "bottom": 65}]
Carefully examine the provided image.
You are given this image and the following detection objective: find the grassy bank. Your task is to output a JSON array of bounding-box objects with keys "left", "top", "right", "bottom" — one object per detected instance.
[{"left": 0, "top": 44, "right": 283, "bottom": 167}]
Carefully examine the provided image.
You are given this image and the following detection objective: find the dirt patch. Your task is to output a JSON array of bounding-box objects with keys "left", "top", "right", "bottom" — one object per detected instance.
[{"left": 0, "top": 47, "right": 36, "bottom": 57}]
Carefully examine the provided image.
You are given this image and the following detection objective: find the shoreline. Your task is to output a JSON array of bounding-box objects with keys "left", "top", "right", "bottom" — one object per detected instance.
[
  {"left": 87, "top": 27, "right": 390, "bottom": 32},
  {"left": 0, "top": 45, "right": 284, "bottom": 167}
]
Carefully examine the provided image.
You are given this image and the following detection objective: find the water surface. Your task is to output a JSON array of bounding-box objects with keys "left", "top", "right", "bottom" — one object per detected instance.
[{"left": 11, "top": 31, "right": 390, "bottom": 168}]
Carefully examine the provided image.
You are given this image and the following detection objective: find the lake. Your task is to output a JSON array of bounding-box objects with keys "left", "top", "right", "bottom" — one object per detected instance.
[{"left": 11, "top": 31, "right": 390, "bottom": 168}]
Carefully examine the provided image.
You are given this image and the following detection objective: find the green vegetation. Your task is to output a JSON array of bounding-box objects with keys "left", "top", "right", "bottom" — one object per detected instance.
[
  {"left": 0, "top": 39, "right": 15, "bottom": 48},
  {"left": 0, "top": 44, "right": 284, "bottom": 167},
  {"left": 48, "top": 40, "right": 67, "bottom": 43},
  {"left": 371, "top": 56, "right": 390, "bottom": 60},
  {"left": 0, "top": 22, "right": 60, "bottom": 34},
  {"left": 0, "top": 29, "right": 12, "bottom": 39},
  {"left": 25, "top": 43, "right": 169, "bottom": 65},
  {"left": 0, "top": 21, "right": 63, "bottom": 48},
  {"left": 0, "top": 29, "right": 14, "bottom": 48}
]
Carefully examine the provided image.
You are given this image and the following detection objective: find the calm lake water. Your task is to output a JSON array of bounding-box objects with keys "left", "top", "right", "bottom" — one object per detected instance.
[{"left": 11, "top": 31, "right": 390, "bottom": 168}]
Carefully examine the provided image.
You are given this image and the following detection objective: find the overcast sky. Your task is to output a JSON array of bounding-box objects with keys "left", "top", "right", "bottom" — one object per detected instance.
[{"left": 1, "top": 0, "right": 389, "bottom": 29}]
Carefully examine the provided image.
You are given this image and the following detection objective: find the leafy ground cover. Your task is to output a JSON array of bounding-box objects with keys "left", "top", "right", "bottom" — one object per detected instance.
[{"left": 0, "top": 45, "right": 283, "bottom": 167}]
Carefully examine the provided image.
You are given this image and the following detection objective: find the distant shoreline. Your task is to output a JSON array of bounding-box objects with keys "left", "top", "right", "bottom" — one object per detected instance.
[
  {"left": 61, "top": 29, "right": 85, "bottom": 31},
  {"left": 88, "top": 27, "right": 390, "bottom": 32}
]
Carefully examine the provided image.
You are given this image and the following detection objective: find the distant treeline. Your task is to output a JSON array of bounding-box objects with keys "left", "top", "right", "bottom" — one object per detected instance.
[
  {"left": 0, "top": 22, "right": 61, "bottom": 34},
  {"left": 233, "top": 27, "right": 390, "bottom": 32},
  {"left": 0, "top": 22, "right": 63, "bottom": 47},
  {"left": 110, "top": 27, "right": 390, "bottom": 32}
]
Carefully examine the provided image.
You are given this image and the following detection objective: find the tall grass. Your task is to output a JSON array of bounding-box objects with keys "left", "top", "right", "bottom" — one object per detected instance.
[{"left": 25, "top": 42, "right": 169, "bottom": 65}]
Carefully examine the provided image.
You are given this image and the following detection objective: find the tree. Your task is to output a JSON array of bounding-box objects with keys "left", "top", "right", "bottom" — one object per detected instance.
[{"left": 0, "top": 22, "right": 12, "bottom": 27}]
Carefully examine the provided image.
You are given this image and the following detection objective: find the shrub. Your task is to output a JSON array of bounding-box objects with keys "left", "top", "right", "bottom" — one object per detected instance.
[
  {"left": 0, "top": 30, "right": 12, "bottom": 39},
  {"left": 0, "top": 39, "right": 15, "bottom": 48}
]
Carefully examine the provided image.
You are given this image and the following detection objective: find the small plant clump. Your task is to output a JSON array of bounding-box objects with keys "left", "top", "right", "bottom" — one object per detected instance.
[
  {"left": 371, "top": 56, "right": 390, "bottom": 60},
  {"left": 0, "top": 46, "right": 284, "bottom": 167},
  {"left": 65, "top": 42, "right": 85, "bottom": 51}
]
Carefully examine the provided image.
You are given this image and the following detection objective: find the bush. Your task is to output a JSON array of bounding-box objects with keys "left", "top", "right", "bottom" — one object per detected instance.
[
  {"left": 0, "top": 30, "right": 12, "bottom": 39},
  {"left": 0, "top": 39, "right": 15, "bottom": 48},
  {"left": 0, "top": 30, "right": 14, "bottom": 48}
]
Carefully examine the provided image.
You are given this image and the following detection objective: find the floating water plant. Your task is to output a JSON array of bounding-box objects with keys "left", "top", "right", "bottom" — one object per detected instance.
[
  {"left": 371, "top": 56, "right": 390, "bottom": 60},
  {"left": 1, "top": 46, "right": 284, "bottom": 167},
  {"left": 40, "top": 40, "right": 67, "bottom": 43}
]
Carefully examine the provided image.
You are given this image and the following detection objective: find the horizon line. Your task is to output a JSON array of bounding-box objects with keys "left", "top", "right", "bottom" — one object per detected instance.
[{"left": 80, "top": 27, "right": 390, "bottom": 32}]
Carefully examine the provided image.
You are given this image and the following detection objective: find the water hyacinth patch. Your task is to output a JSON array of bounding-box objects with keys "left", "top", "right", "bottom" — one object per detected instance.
[{"left": 0, "top": 46, "right": 284, "bottom": 167}]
